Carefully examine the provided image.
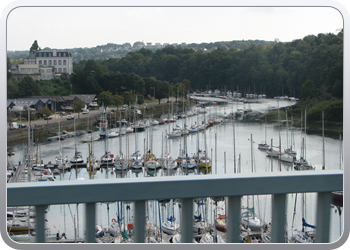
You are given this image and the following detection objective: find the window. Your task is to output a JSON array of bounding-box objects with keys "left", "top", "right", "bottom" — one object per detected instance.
[
  {"left": 59, "top": 68, "right": 62, "bottom": 73},
  {"left": 58, "top": 60, "right": 62, "bottom": 65},
  {"left": 44, "top": 60, "right": 47, "bottom": 65},
  {"left": 63, "top": 68, "right": 67, "bottom": 73},
  {"left": 44, "top": 53, "right": 47, "bottom": 57},
  {"left": 39, "top": 60, "right": 42, "bottom": 65},
  {"left": 54, "top": 60, "right": 57, "bottom": 65},
  {"left": 49, "top": 60, "right": 52, "bottom": 65},
  {"left": 63, "top": 60, "right": 66, "bottom": 65},
  {"left": 58, "top": 53, "right": 61, "bottom": 57}
]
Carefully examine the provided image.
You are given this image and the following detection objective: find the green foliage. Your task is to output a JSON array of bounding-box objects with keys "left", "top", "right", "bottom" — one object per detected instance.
[
  {"left": 301, "top": 80, "right": 319, "bottom": 100},
  {"left": 113, "top": 94, "right": 124, "bottom": 107},
  {"left": 307, "top": 100, "right": 343, "bottom": 123},
  {"left": 37, "top": 78, "right": 71, "bottom": 96},
  {"left": 29, "top": 40, "right": 40, "bottom": 54},
  {"left": 97, "top": 91, "right": 114, "bottom": 106},
  {"left": 40, "top": 107, "right": 51, "bottom": 117},
  {"left": 137, "top": 94, "right": 144, "bottom": 105},
  {"left": 122, "top": 91, "right": 135, "bottom": 105},
  {"left": 17, "top": 76, "right": 41, "bottom": 97},
  {"left": 73, "top": 99, "right": 85, "bottom": 113},
  {"left": 7, "top": 32, "right": 343, "bottom": 117}
]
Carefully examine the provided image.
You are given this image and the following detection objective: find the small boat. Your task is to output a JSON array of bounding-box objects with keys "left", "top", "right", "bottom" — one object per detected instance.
[
  {"left": 7, "top": 218, "right": 35, "bottom": 232},
  {"left": 241, "top": 207, "right": 265, "bottom": 231},
  {"left": 294, "top": 157, "right": 315, "bottom": 170},
  {"left": 100, "top": 151, "right": 114, "bottom": 166},
  {"left": 181, "top": 158, "right": 197, "bottom": 169},
  {"left": 152, "top": 120, "right": 159, "bottom": 126},
  {"left": 70, "top": 151, "right": 84, "bottom": 165},
  {"left": 114, "top": 156, "right": 128, "bottom": 171},
  {"left": 86, "top": 155, "right": 100, "bottom": 170},
  {"left": 134, "top": 123, "right": 146, "bottom": 132},
  {"left": 188, "top": 125, "right": 199, "bottom": 133},
  {"left": 146, "top": 160, "right": 160, "bottom": 170},
  {"left": 215, "top": 214, "right": 227, "bottom": 232},
  {"left": 95, "top": 225, "right": 104, "bottom": 238},
  {"left": 280, "top": 153, "right": 294, "bottom": 163},
  {"left": 55, "top": 154, "right": 68, "bottom": 165},
  {"left": 266, "top": 148, "right": 280, "bottom": 158},
  {"left": 284, "top": 148, "right": 297, "bottom": 157},
  {"left": 332, "top": 191, "right": 343, "bottom": 202},
  {"left": 258, "top": 143, "right": 270, "bottom": 150},
  {"left": 99, "top": 131, "right": 119, "bottom": 139},
  {"left": 162, "top": 220, "right": 180, "bottom": 235},
  {"left": 200, "top": 232, "right": 225, "bottom": 243},
  {"left": 169, "top": 233, "right": 197, "bottom": 243},
  {"left": 290, "top": 230, "right": 313, "bottom": 243},
  {"left": 168, "top": 130, "right": 182, "bottom": 138},
  {"left": 198, "top": 156, "right": 212, "bottom": 168}
]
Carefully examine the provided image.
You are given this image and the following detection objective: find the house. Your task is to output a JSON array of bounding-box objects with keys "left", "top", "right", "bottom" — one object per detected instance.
[
  {"left": 7, "top": 94, "right": 97, "bottom": 116},
  {"left": 11, "top": 48, "right": 73, "bottom": 81}
]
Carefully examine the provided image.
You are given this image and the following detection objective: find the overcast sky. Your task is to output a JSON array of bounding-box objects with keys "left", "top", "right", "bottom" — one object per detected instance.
[{"left": 6, "top": 5, "right": 344, "bottom": 51}]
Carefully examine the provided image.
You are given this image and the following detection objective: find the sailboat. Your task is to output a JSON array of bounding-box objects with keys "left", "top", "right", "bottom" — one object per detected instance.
[
  {"left": 161, "top": 199, "right": 180, "bottom": 235},
  {"left": 258, "top": 112, "right": 270, "bottom": 150},
  {"left": 193, "top": 198, "right": 210, "bottom": 234}
]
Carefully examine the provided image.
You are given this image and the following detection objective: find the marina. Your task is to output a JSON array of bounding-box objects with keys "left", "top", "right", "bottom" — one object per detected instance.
[{"left": 6, "top": 98, "right": 343, "bottom": 243}]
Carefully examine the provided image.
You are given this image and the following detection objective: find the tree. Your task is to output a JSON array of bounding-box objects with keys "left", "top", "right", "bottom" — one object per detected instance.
[
  {"left": 29, "top": 40, "right": 40, "bottom": 54},
  {"left": 122, "top": 91, "right": 135, "bottom": 105},
  {"left": 18, "top": 76, "right": 41, "bottom": 97},
  {"left": 73, "top": 99, "right": 85, "bottom": 119},
  {"left": 137, "top": 94, "right": 144, "bottom": 105},
  {"left": 301, "top": 80, "right": 319, "bottom": 100},
  {"left": 40, "top": 107, "right": 51, "bottom": 117},
  {"left": 113, "top": 94, "right": 124, "bottom": 109},
  {"left": 97, "top": 91, "right": 114, "bottom": 106}
]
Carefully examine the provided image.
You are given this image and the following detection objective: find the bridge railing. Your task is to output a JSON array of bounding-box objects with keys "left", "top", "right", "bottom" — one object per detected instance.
[{"left": 7, "top": 170, "right": 343, "bottom": 243}]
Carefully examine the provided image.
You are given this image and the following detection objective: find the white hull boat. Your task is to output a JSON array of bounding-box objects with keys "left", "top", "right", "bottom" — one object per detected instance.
[
  {"left": 200, "top": 232, "right": 225, "bottom": 243},
  {"left": 161, "top": 221, "right": 180, "bottom": 235}
]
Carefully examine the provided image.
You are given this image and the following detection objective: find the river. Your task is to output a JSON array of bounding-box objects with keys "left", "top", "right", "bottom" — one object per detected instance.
[{"left": 7, "top": 98, "right": 343, "bottom": 243}]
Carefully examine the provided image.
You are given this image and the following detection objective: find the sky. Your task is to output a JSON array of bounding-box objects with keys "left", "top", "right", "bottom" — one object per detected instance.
[{"left": 4, "top": 4, "right": 344, "bottom": 51}]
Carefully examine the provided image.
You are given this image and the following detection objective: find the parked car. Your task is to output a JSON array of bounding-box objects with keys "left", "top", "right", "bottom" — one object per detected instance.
[
  {"left": 18, "top": 124, "right": 27, "bottom": 129},
  {"left": 9, "top": 122, "right": 18, "bottom": 130},
  {"left": 82, "top": 109, "right": 89, "bottom": 114},
  {"left": 67, "top": 116, "right": 75, "bottom": 120},
  {"left": 44, "top": 116, "right": 52, "bottom": 120},
  {"left": 121, "top": 107, "right": 127, "bottom": 111}
]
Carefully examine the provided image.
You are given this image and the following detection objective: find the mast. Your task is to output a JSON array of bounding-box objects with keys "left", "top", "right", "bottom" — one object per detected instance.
[{"left": 322, "top": 111, "right": 325, "bottom": 170}]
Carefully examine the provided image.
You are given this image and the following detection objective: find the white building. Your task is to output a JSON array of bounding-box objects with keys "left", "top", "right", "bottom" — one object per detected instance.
[
  {"left": 36, "top": 49, "right": 73, "bottom": 75},
  {"left": 13, "top": 48, "right": 73, "bottom": 81}
]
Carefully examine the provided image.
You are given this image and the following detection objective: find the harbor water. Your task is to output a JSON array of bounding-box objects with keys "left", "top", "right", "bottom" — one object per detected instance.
[{"left": 7, "top": 98, "right": 343, "bottom": 243}]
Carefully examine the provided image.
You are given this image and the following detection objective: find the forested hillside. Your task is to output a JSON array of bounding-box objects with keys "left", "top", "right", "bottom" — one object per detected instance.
[{"left": 7, "top": 32, "right": 343, "bottom": 124}]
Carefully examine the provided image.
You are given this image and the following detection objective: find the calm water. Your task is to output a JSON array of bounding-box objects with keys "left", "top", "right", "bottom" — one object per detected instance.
[{"left": 7, "top": 98, "right": 343, "bottom": 242}]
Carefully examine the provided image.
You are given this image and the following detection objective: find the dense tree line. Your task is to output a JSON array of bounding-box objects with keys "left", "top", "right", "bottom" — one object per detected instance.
[
  {"left": 7, "top": 32, "right": 343, "bottom": 123},
  {"left": 96, "top": 32, "right": 343, "bottom": 100},
  {"left": 7, "top": 40, "right": 274, "bottom": 63}
]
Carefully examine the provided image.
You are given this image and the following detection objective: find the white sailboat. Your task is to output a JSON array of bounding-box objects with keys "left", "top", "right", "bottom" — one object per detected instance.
[{"left": 161, "top": 200, "right": 180, "bottom": 235}]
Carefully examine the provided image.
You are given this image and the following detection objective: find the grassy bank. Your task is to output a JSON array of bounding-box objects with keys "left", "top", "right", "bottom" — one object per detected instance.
[{"left": 265, "top": 99, "right": 343, "bottom": 138}]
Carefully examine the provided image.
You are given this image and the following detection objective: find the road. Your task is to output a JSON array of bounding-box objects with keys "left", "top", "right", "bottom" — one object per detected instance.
[{"left": 8, "top": 97, "right": 176, "bottom": 129}]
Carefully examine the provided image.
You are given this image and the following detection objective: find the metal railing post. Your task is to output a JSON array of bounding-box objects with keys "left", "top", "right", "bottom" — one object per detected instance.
[
  {"left": 134, "top": 200, "right": 146, "bottom": 243},
  {"left": 35, "top": 205, "right": 47, "bottom": 243},
  {"left": 227, "top": 196, "right": 242, "bottom": 243},
  {"left": 315, "top": 192, "right": 332, "bottom": 243},
  {"left": 85, "top": 203, "right": 96, "bottom": 243},
  {"left": 271, "top": 194, "right": 286, "bottom": 243},
  {"left": 181, "top": 198, "right": 193, "bottom": 243}
]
